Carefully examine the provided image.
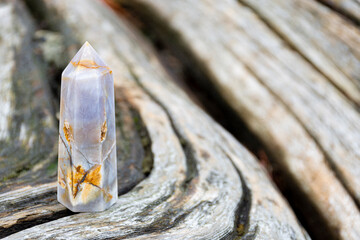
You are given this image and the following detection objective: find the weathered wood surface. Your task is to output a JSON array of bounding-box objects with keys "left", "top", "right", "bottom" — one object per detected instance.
[
  {"left": 0, "top": 0, "right": 310, "bottom": 239},
  {"left": 318, "top": 0, "right": 360, "bottom": 23},
  {"left": 117, "top": 0, "right": 360, "bottom": 239},
  {"left": 241, "top": 0, "right": 360, "bottom": 104},
  {"left": 0, "top": 0, "right": 58, "bottom": 192},
  {"left": 238, "top": 0, "right": 360, "bottom": 203}
]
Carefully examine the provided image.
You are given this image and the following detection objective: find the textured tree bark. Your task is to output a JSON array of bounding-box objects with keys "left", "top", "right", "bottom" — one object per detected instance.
[
  {"left": 115, "top": 0, "right": 360, "bottom": 240},
  {"left": 0, "top": 0, "right": 309, "bottom": 239}
]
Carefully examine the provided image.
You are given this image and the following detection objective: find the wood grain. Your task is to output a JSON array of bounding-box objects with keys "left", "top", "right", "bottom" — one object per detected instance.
[
  {"left": 117, "top": 0, "right": 360, "bottom": 239},
  {"left": 241, "top": 0, "right": 360, "bottom": 104},
  {"left": 1, "top": 0, "right": 308, "bottom": 239},
  {"left": 0, "top": 0, "right": 57, "bottom": 192},
  {"left": 317, "top": 0, "right": 360, "bottom": 23},
  {"left": 239, "top": 0, "right": 360, "bottom": 204}
]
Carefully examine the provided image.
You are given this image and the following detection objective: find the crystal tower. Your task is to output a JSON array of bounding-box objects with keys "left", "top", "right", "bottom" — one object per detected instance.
[{"left": 58, "top": 42, "right": 117, "bottom": 212}]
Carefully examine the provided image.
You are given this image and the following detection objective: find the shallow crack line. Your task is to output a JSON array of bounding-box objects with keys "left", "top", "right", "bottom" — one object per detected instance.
[
  {"left": 59, "top": 134, "right": 73, "bottom": 166},
  {"left": 61, "top": 128, "right": 102, "bottom": 186},
  {"left": 236, "top": 0, "right": 359, "bottom": 106},
  {"left": 101, "top": 142, "right": 116, "bottom": 163},
  {"left": 60, "top": 134, "right": 75, "bottom": 198},
  {"left": 72, "top": 142, "right": 91, "bottom": 164},
  {"left": 89, "top": 182, "right": 101, "bottom": 189}
]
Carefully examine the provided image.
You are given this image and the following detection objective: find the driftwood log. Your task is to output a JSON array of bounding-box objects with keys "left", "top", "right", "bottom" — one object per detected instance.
[
  {"left": 0, "top": 0, "right": 359, "bottom": 239},
  {"left": 117, "top": 0, "right": 360, "bottom": 239},
  {"left": 0, "top": 0, "right": 310, "bottom": 239}
]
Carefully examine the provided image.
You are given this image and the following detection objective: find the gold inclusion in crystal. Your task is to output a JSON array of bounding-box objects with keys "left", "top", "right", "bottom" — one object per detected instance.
[{"left": 57, "top": 42, "right": 117, "bottom": 212}]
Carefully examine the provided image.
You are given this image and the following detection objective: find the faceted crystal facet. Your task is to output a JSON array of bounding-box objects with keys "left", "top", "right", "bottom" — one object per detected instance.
[{"left": 58, "top": 42, "right": 117, "bottom": 212}]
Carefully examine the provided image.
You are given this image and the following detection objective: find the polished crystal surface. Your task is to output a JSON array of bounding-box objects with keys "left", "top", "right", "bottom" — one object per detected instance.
[{"left": 57, "top": 42, "right": 117, "bottom": 212}]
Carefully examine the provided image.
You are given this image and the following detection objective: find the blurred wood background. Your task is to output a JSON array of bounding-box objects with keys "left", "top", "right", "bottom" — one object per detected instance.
[{"left": 0, "top": 0, "right": 359, "bottom": 239}]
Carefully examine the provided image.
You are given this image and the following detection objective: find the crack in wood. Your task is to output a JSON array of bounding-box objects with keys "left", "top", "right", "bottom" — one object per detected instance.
[{"left": 221, "top": 149, "right": 255, "bottom": 240}]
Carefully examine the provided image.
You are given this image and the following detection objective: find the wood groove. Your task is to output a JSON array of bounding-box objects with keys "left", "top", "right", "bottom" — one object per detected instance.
[
  {"left": 316, "top": 0, "right": 360, "bottom": 25},
  {"left": 131, "top": 70, "right": 255, "bottom": 239}
]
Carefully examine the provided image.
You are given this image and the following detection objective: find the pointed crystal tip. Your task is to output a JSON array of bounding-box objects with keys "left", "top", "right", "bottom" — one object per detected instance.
[
  {"left": 69, "top": 41, "right": 107, "bottom": 69},
  {"left": 62, "top": 41, "right": 111, "bottom": 79}
]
